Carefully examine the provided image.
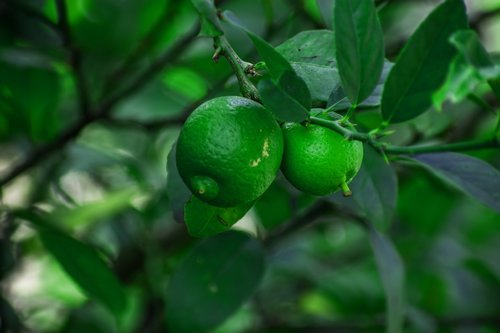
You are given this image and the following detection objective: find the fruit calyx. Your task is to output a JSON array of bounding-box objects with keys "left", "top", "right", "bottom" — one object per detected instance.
[{"left": 191, "top": 176, "right": 219, "bottom": 200}]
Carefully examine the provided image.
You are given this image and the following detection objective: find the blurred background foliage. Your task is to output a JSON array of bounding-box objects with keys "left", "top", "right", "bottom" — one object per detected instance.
[{"left": 0, "top": 0, "right": 500, "bottom": 332}]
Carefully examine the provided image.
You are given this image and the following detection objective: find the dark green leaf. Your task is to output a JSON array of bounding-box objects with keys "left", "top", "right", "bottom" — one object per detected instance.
[
  {"left": 224, "top": 10, "right": 311, "bottom": 109},
  {"left": 167, "top": 142, "right": 192, "bottom": 222},
  {"left": 277, "top": 70, "right": 311, "bottom": 109},
  {"left": 254, "top": 182, "right": 292, "bottom": 230},
  {"left": 333, "top": 0, "right": 384, "bottom": 104},
  {"left": 330, "top": 145, "right": 398, "bottom": 231},
  {"left": 190, "top": 0, "right": 224, "bottom": 37},
  {"left": 410, "top": 153, "right": 500, "bottom": 212},
  {"left": 291, "top": 62, "right": 340, "bottom": 104},
  {"left": 224, "top": 11, "right": 291, "bottom": 78},
  {"left": 276, "top": 30, "right": 336, "bottom": 67},
  {"left": 15, "top": 210, "right": 127, "bottom": 316},
  {"left": 381, "top": 0, "right": 468, "bottom": 123},
  {"left": 328, "top": 60, "right": 393, "bottom": 110},
  {"left": 450, "top": 29, "right": 500, "bottom": 100},
  {"left": 165, "top": 231, "right": 265, "bottom": 333},
  {"left": 463, "top": 258, "right": 500, "bottom": 289},
  {"left": 367, "top": 225, "right": 405, "bottom": 333},
  {"left": 258, "top": 78, "right": 309, "bottom": 122},
  {"left": 0, "top": 60, "right": 61, "bottom": 142},
  {"left": 184, "top": 197, "right": 253, "bottom": 238}
]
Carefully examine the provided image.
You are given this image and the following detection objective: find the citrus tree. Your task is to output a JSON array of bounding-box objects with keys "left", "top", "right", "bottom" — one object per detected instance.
[{"left": 1, "top": 0, "right": 500, "bottom": 333}]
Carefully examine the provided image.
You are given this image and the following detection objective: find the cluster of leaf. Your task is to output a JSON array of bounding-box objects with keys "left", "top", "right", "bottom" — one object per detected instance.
[{"left": 1, "top": 1, "right": 500, "bottom": 333}]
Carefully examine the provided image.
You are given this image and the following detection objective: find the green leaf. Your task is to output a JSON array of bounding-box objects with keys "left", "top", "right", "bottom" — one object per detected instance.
[
  {"left": 276, "top": 30, "right": 336, "bottom": 67},
  {"left": 52, "top": 187, "right": 139, "bottom": 229},
  {"left": 224, "top": 11, "right": 291, "bottom": 79},
  {"left": 184, "top": 197, "right": 253, "bottom": 238},
  {"left": 432, "top": 54, "right": 482, "bottom": 111},
  {"left": 167, "top": 142, "right": 192, "bottom": 222},
  {"left": 381, "top": 0, "right": 468, "bottom": 123},
  {"left": 328, "top": 60, "right": 393, "bottom": 110},
  {"left": 15, "top": 210, "right": 127, "bottom": 316},
  {"left": 258, "top": 78, "right": 309, "bottom": 122},
  {"left": 224, "top": 10, "right": 311, "bottom": 110},
  {"left": 330, "top": 145, "right": 398, "bottom": 231},
  {"left": 0, "top": 59, "right": 61, "bottom": 142},
  {"left": 254, "top": 182, "right": 292, "bottom": 230},
  {"left": 450, "top": 29, "right": 500, "bottom": 100},
  {"left": 165, "top": 231, "right": 265, "bottom": 333},
  {"left": 291, "top": 62, "right": 340, "bottom": 104},
  {"left": 333, "top": 0, "right": 384, "bottom": 104},
  {"left": 367, "top": 225, "right": 405, "bottom": 333},
  {"left": 409, "top": 153, "right": 500, "bottom": 212},
  {"left": 190, "top": 0, "right": 224, "bottom": 37},
  {"left": 277, "top": 70, "right": 311, "bottom": 110}
]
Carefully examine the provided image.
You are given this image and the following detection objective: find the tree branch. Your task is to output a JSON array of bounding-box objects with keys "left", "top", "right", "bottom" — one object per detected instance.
[
  {"left": 309, "top": 116, "right": 500, "bottom": 155},
  {"left": 213, "top": 35, "right": 260, "bottom": 101},
  {"left": 55, "top": 0, "right": 90, "bottom": 118}
]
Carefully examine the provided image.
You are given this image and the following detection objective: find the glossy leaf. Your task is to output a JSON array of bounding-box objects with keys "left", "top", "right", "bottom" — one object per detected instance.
[
  {"left": 224, "top": 10, "right": 311, "bottom": 109},
  {"left": 410, "top": 153, "right": 500, "bottom": 212},
  {"left": 258, "top": 78, "right": 309, "bottom": 122},
  {"left": 330, "top": 145, "right": 398, "bottom": 231},
  {"left": 165, "top": 231, "right": 265, "bottom": 333},
  {"left": 184, "top": 197, "right": 253, "bottom": 238},
  {"left": 333, "top": 0, "right": 384, "bottom": 104},
  {"left": 328, "top": 60, "right": 393, "bottom": 110},
  {"left": 381, "top": 0, "right": 468, "bottom": 123},
  {"left": 450, "top": 29, "right": 500, "bottom": 100},
  {"left": 276, "top": 30, "right": 336, "bottom": 67},
  {"left": 15, "top": 210, "right": 127, "bottom": 316},
  {"left": 368, "top": 224, "right": 405, "bottom": 333},
  {"left": 167, "top": 142, "right": 192, "bottom": 222},
  {"left": 291, "top": 62, "right": 340, "bottom": 104},
  {"left": 190, "top": 0, "right": 224, "bottom": 37}
]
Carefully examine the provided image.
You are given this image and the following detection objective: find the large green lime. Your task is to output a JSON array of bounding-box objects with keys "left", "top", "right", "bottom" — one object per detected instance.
[{"left": 176, "top": 96, "right": 283, "bottom": 207}]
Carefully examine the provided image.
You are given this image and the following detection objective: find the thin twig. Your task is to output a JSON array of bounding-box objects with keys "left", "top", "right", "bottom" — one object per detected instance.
[
  {"left": 213, "top": 35, "right": 260, "bottom": 101},
  {"left": 309, "top": 116, "right": 500, "bottom": 155},
  {"left": 55, "top": 0, "right": 91, "bottom": 118}
]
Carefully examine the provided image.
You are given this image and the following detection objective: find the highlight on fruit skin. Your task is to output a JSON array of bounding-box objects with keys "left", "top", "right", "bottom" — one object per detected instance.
[
  {"left": 175, "top": 96, "right": 284, "bottom": 208},
  {"left": 280, "top": 121, "right": 363, "bottom": 197}
]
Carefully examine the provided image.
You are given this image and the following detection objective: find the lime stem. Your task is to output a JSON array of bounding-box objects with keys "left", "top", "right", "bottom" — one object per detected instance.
[
  {"left": 309, "top": 116, "right": 500, "bottom": 155},
  {"left": 341, "top": 182, "right": 352, "bottom": 197},
  {"left": 213, "top": 36, "right": 260, "bottom": 101}
]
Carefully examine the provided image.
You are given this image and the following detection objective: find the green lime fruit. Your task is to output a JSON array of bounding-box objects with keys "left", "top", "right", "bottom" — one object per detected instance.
[
  {"left": 280, "top": 122, "right": 363, "bottom": 196},
  {"left": 176, "top": 96, "right": 283, "bottom": 207}
]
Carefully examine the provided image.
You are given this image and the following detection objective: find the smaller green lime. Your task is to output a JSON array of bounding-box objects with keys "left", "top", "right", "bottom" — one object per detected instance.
[{"left": 280, "top": 122, "right": 363, "bottom": 196}]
